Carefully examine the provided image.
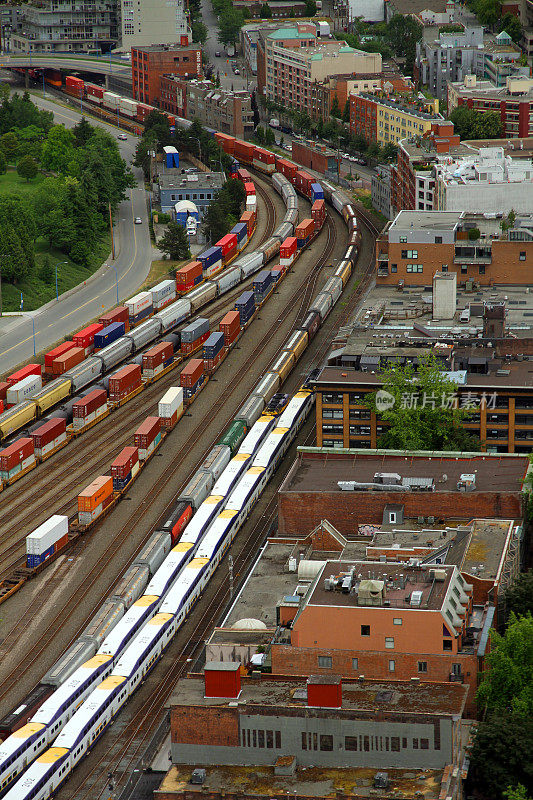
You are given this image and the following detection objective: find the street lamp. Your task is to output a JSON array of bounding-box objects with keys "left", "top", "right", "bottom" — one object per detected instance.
[
  {"left": 107, "top": 263, "right": 119, "bottom": 304},
  {"left": 189, "top": 135, "right": 202, "bottom": 164},
  {"left": 56, "top": 261, "right": 67, "bottom": 300}
]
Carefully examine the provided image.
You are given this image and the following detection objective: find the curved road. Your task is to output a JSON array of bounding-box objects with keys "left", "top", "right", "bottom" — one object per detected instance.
[{"left": 0, "top": 93, "right": 153, "bottom": 376}]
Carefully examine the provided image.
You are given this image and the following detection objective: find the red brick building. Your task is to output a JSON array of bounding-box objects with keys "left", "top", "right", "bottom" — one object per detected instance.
[
  {"left": 448, "top": 75, "right": 533, "bottom": 139},
  {"left": 132, "top": 44, "right": 202, "bottom": 106}
]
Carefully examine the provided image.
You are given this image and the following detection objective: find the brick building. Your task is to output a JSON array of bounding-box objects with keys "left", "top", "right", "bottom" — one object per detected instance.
[
  {"left": 131, "top": 44, "right": 202, "bottom": 106},
  {"left": 159, "top": 77, "right": 253, "bottom": 136},
  {"left": 376, "top": 209, "right": 533, "bottom": 288},
  {"left": 291, "top": 141, "right": 340, "bottom": 178},
  {"left": 448, "top": 74, "right": 533, "bottom": 140},
  {"left": 270, "top": 561, "right": 488, "bottom": 712},
  {"left": 277, "top": 450, "right": 528, "bottom": 535},
  {"left": 350, "top": 92, "right": 442, "bottom": 146}
]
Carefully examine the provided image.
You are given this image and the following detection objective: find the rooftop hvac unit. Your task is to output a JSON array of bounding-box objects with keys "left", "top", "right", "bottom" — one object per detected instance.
[
  {"left": 430, "top": 569, "right": 447, "bottom": 581},
  {"left": 410, "top": 590, "right": 423, "bottom": 607},
  {"left": 373, "top": 472, "right": 401, "bottom": 485},
  {"left": 358, "top": 579, "right": 386, "bottom": 606}
]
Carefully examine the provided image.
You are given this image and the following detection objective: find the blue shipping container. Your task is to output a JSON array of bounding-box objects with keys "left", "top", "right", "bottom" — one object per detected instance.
[
  {"left": 184, "top": 374, "right": 205, "bottom": 399},
  {"left": 94, "top": 321, "right": 126, "bottom": 349},
  {"left": 27, "top": 546, "right": 54, "bottom": 569},
  {"left": 231, "top": 222, "right": 248, "bottom": 243},
  {"left": 253, "top": 270, "right": 273, "bottom": 292},
  {"left": 297, "top": 236, "right": 309, "bottom": 250},
  {"left": 199, "top": 246, "right": 223, "bottom": 270},
  {"left": 311, "top": 182, "right": 324, "bottom": 201},
  {"left": 236, "top": 290, "right": 255, "bottom": 311},
  {"left": 113, "top": 472, "right": 132, "bottom": 492},
  {"left": 203, "top": 332, "right": 224, "bottom": 358},
  {"left": 229, "top": 160, "right": 239, "bottom": 174},
  {"left": 129, "top": 304, "right": 153, "bottom": 325},
  {"left": 181, "top": 318, "right": 210, "bottom": 343}
]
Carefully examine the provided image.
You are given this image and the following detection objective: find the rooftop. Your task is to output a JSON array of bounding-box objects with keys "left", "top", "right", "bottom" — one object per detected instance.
[
  {"left": 398, "top": 135, "right": 477, "bottom": 162},
  {"left": 359, "top": 92, "right": 441, "bottom": 121},
  {"left": 158, "top": 170, "right": 225, "bottom": 191},
  {"left": 158, "top": 763, "right": 450, "bottom": 800},
  {"left": 169, "top": 673, "right": 467, "bottom": 716},
  {"left": 389, "top": 210, "right": 463, "bottom": 231},
  {"left": 435, "top": 147, "right": 533, "bottom": 186},
  {"left": 450, "top": 75, "right": 533, "bottom": 101},
  {"left": 460, "top": 518, "right": 515, "bottom": 581},
  {"left": 281, "top": 448, "right": 529, "bottom": 495}
]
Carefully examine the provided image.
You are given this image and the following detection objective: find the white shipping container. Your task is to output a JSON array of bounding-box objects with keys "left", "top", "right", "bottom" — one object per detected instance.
[
  {"left": 6, "top": 375, "right": 43, "bottom": 405},
  {"left": 246, "top": 195, "right": 257, "bottom": 213},
  {"left": 150, "top": 279, "right": 176, "bottom": 309},
  {"left": 131, "top": 460, "right": 140, "bottom": 479},
  {"left": 72, "top": 403, "right": 107, "bottom": 430},
  {"left": 119, "top": 97, "right": 137, "bottom": 114},
  {"left": 158, "top": 387, "right": 183, "bottom": 418},
  {"left": 79, "top": 504, "right": 102, "bottom": 526},
  {"left": 126, "top": 291, "right": 152, "bottom": 316},
  {"left": 26, "top": 515, "right": 68, "bottom": 556},
  {"left": 204, "top": 259, "right": 223, "bottom": 278},
  {"left": 103, "top": 91, "right": 120, "bottom": 108},
  {"left": 36, "top": 432, "right": 67, "bottom": 457}
]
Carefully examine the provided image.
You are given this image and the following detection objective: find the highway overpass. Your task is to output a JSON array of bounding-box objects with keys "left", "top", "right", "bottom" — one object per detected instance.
[{"left": 0, "top": 52, "right": 131, "bottom": 81}]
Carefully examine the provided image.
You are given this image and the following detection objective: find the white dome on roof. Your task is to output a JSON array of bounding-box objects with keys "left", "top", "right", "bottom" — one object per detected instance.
[
  {"left": 231, "top": 618, "right": 267, "bottom": 630},
  {"left": 174, "top": 199, "right": 198, "bottom": 213}
]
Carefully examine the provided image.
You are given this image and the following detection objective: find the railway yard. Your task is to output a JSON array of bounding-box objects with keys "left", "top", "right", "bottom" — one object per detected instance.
[{"left": 0, "top": 114, "right": 379, "bottom": 800}]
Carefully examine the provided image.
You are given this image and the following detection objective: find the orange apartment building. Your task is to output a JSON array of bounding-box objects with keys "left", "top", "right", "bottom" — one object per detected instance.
[
  {"left": 270, "top": 560, "right": 490, "bottom": 714},
  {"left": 376, "top": 209, "right": 533, "bottom": 288},
  {"left": 131, "top": 44, "right": 202, "bottom": 106}
]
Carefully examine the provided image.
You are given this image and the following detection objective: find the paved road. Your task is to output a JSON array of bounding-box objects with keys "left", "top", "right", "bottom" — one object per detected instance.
[
  {"left": 0, "top": 52, "right": 131, "bottom": 80},
  {"left": 201, "top": 0, "right": 250, "bottom": 92},
  {"left": 0, "top": 92, "right": 153, "bottom": 376}
]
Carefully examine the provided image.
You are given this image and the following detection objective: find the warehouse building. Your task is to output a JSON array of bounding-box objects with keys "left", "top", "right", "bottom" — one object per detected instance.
[{"left": 156, "top": 170, "right": 225, "bottom": 215}]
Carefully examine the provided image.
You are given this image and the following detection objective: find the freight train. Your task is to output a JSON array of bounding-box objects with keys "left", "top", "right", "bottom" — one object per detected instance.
[{"left": 0, "top": 171, "right": 360, "bottom": 799}]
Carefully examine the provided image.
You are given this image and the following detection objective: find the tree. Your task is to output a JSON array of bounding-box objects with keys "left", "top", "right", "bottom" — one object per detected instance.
[
  {"left": 0, "top": 131, "right": 18, "bottom": 161},
  {"left": 0, "top": 82, "right": 9, "bottom": 104},
  {"left": 159, "top": 220, "right": 191, "bottom": 260},
  {"left": 476, "top": 0, "right": 502, "bottom": 28},
  {"left": 72, "top": 116, "right": 94, "bottom": 148},
  {"left": 505, "top": 571, "right": 533, "bottom": 618},
  {"left": 17, "top": 155, "right": 38, "bottom": 181},
  {"left": 365, "top": 353, "right": 481, "bottom": 451},
  {"left": 384, "top": 14, "right": 422, "bottom": 72},
  {"left": 217, "top": 7, "right": 245, "bottom": 47},
  {"left": 305, "top": 0, "right": 317, "bottom": 14},
  {"left": 39, "top": 253, "right": 54, "bottom": 284},
  {"left": 504, "top": 785, "right": 532, "bottom": 800},
  {"left": 40, "top": 125, "right": 76, "bottom": 173},
  {"left": 342, "top": 100, "right": 350, "bottom": 123},
  {"left": 330, "top": 95, "right": 341, "bottom": 118},
  {"left": 500, "top": 13, "right": 522, "bottom": 42},
  {"left": 260, "top": 2, "right": 272, "bottom": 17},
  {"left": 192, "top": 20, "right": 208, "bottom": 44},
  {"left": 477, "top": 613, "right": 533, "bottom": 716},
  {"left": 450, "top": 105, "right": 502, "bottom": 140},
  {"left": 0, "top": 150, "right": 6, "bottom": 175}
]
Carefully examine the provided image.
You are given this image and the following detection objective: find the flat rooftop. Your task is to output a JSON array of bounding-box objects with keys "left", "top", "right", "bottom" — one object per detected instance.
[
  {"left": 307, "top": 560, "right": 454, "bottom": 612},
  {"left": 281, "top": 448, "right": 529, "bottom": 494},
  {"left": 158, "top": 763, "right": 448, "bottom": 800},
  {"left": 158, "top": 170, "right": 225, "bottom": 191},
  {"left": 388, "top": 210, "right": 462, "bottom": 231},
  {"left": 169, "top": 673, "right": 467, "bottom": 716},
  {"left": 460, "top": 518, "right": 513, "bottom": 581}
]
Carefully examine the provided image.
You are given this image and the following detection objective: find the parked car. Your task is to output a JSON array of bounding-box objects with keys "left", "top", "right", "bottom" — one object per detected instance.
[
  {"left": 135, "top": 217, "right": 142, "bottom": 224},
  {"left": 117, "top": 133, "right": 127, "bottom": 140},
  {"left": 215, "top": 51, "right": 221, "bottom": 57},
  {"left": 234, "top": 68, "right": 240, "bottom": 74}
]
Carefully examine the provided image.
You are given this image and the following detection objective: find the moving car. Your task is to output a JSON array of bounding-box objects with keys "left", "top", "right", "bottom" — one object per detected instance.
[
  {"left": 135, "top": 217, "right": 142, "bottom": 224},
  {"left": 118, "top": 133, "right": 127, "bottom": 140}
]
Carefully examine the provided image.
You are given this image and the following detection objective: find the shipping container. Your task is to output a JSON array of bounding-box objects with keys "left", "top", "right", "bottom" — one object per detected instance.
[
  {"left": 30, "top": 378, "right": 72, "bottom": 414},
  {"left": 142, "top": 341, "right": 173, "bottom": 377},
  {"left": 0, "top": 381, "right": 8, "bottom": 402},
  {"left": 246, "top": 195, "right": 257, "bottom": 214},
  {"left": 181, "top": 317, "right": 210, "bottom": 344},
  {"left": 78, "top": 475, "right": 113, "bottom": 513},
  {"left": 94, "top": 321, "right": 126, "bottom": 350},
  {"left": 311, "top": 198, "right": 326, "bottom": 230},
  {"left": 311, "top": 182, "right": 324, "bottom": 202},
  {"left": 234, "top": 141, "right": 255, "bottom": 162},
  {"left": 52, "top": 346, "right": 85, "bottom": 375},
  {"left": 198, "top": 246, "right": 222, "bottom": 277},
  {"left": 243, "top": 181, "right": 255, "bottom": 197},
  {"left": 0, "top": 437, "right": 35, "bottom": 479},
  {"left": 176, "top": 260, "right": 203, "bottom": 292},
  {"left": 6, "top": 374, "right": 42, "bottom": 405},
  {"left": 86, "top": 83, "right": 104, "bottom": 102},
  {"left": 203, "top": 331, "right": 224, "bottom": 360},
  {"left": 300, "top": 309, "right": 321, "bottom": 339},
  {"left": 219, "top": 310, "right": 240, "bottom": 347},
  {"left": 26, "top": 515, "right": 68, "bottom": 556},
  {"left": 179, "top": 470, "right": 213, "bottom": 510},
  {"left": 235, "top": 290, "right": 256, "bottom": 326},
  {"left": 73, "top": 322, "right": 104, "bottom": 353},
  {"left": 180, "top": 358, "right": 204, "bottom": 388},
  {"left": 99, "top": 306, "right": 129, "bottom": 330},
  {"left": 240, "top": 210, "right": 255, "bottom": 237},
  {"left": 31, "top": 417, "right": 67, "bottom": 457},
  {"left": 280, "top": 237, "right": 297, "bottom": 259},
  {"left": 44, "top": 342, "right": 77, "bottom": 373},
  {"left": 108, "top": 364, "right": 142, "bottom": 402},
  {"left": 214, "top": 132, "right": 235, "bottom": 154},
  {"left": 72, "top": 388, "right": 107, "bottom": 428},
  {"left": 231, "top": 222, "right": 248, "bottom": 244},
  {"left": 134, "top": 416, "right": 161, "bottom": 449},
  {"left": 216, "top": 232, "right": 238, "bottom": 259},
  {"left": 156, "top": 500, "right": 193, "bottom": 542},
  {"left": 158, "top": 386, "right": 183, "bottom": 420},
  {"left": 6, "top": 364, "right": 42, "bottom": 387},
  {"left": 111, "top": 445, "right": 140, "bottom": 490},
  {"left": 276, "top": 159, "right": 298, "bottom": 181},
  {"left": 271, "top": 265, "right": 286, "bottom": 282},
  {"left": 126, "top": 291, "right": 153, "bottom": 325},
  {"left": 296, "top": 218, "right": 315, "bottom": 239},
  {"left": 150, "top": 278, "right": 176, "bottom": 310}
]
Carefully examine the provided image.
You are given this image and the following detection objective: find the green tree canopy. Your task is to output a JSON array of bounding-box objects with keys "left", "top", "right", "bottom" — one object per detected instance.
[
  {"left": 505, "top": 571, "right": 533, "bottom": 618},
  {"left": 330, "top": 95, "right": 341, "bottom": 118},
  {"left": 17, "top": 154, "right": 38, "bottom": 181},
  {"left": 450, "top": 105, "right": 503, "bottom": 140},
  {"left": 260, "top": 2, "right": 272, "bottom": 17},
  {"left": 0, "top": 130, "right": 19, "bottom": 160},
  {"left": 477, "top": 613, "right": 533, "bottom": 716},
  {"left": 504, "top": 785, "right": 532, "bottom": 800},
  {"left": 159, "top": 220, "right": 191, "bottom": 260},
  {"left": 192, "top": 20, "right": 208, "bottom": 44},
  {"left": 0, "top": 150, "right": 6, "bottom": 175},
  {"left": 342, "top": 100, "right": 350, "bottom": 123},
  {"left": 217, "top": 7, "right": 245, "bottom": 46},
  {"left": 40, "top": 125, "right": 76, "bottom": 173},
  {"left": 365, "top": 353, "right": 480, "bottom": 451},
  {"left": 468, "top": 710, "right": 533, "bottom": 800},
  {"left": 72, "top": 116, "right": 94, "bottom": 147}
]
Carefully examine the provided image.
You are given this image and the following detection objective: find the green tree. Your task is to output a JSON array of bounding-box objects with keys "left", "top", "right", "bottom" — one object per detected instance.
[
  {"left": 504, "top": 785, "right": 532, "bottom": 800},
  {"left": 202, "top": 201, "right": 228, "bottom": 243},
  {"left": 0, "top": 223, "right": 30, "bottom": 283},
  {"left": 365, "top": 353, "right": 480, "bottom": 451},
  {"left": 0, "top": 82, "right": 9, "bottom": 104},
  {"left": 450, "top": 105, "right": 502, "bottom": 140},
  {"left": 260, "top": 2, "right": 272, "bottom": 16},
  {"left": 192, "top": 20, "right": 208, "bottom": 44},
  {"left": 468, "top": 710, "right": 533, "bottom": 800},
  {"left": 0, "top": 130, "right": 18, "bottom": 161},
  {"left": 477, "top": 613, "right": 533, "bottom": 716},
  {"left": 0, "top": 150, "right": 6, "bottom": 175},
  {"left": 39, "top": 253, "right": 54, "bottom": 284},
  {"left": 330, "top": 95, "right": 341, "bottom": 118},
  {"left": 475, "top": 110, "right": 503, "bottom": 139},
  {"left": 159, "top": 220, "right": 191, "bottom": 260},
  {"left": 476, "top": 0, "right": 502, "bottom": 28},
  {"left": 342, "top": 100, "right": 350, "bottom": 123},
  {"left": 500, "top": 13, "right": 522, "bottom": 42},
  {"left": 305, "top": 0, "right": 317, "bottom": 14},
  {"left": 217, "top": 7, "right": 245, "bottom": 47},
  {"left": 16, "top": 154, "right": 38, "bottom": 181},
  {"left": 385, "top": 14, "right": 422, "bottom": 72},
  {"left": 505, "top": 571, "right": 533, "bottom": 618},
  {"left": 72, "top": 116, "right": 94, "bottom": 147},
  {"left": 40, "top": 125, "right": 76, "bottom": 173}
]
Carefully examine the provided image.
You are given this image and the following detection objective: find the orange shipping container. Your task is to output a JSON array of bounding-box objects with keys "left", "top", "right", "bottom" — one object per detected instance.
[
  {"left": 52, "top": 346, "right": 86, "bottom": 375},
  {"left": 78, "top": 475, "right": 113, "bottom": 513}
]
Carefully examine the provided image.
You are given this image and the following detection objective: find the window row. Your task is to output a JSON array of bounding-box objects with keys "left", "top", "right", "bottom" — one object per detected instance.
[
  {"left": 302, "top": 733, "right": 430, "bottom": 752},
  {"left": 241, "top": 729, "right": 281, "bottom": 749}
]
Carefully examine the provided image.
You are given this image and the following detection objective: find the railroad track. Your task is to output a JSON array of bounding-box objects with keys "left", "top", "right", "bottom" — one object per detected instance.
[
  {"left": 0, "top": 185, "right": 282, "bottom": 577},
  {"left": 0, "top": 209, "right": 336, "bottom": 707}
]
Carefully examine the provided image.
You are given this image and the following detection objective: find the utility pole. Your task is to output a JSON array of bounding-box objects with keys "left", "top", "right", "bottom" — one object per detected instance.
[
  {"left": 109, "top": 202, "right": 115, "bottom": 259},
  {"left": 228, "top": 555, "right": 234, "bottom": 599}
]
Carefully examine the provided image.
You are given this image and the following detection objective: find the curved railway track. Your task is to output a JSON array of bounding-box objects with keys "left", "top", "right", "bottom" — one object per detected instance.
[{"left": 0, "top": 207, "right": 337, "bottom": 708}]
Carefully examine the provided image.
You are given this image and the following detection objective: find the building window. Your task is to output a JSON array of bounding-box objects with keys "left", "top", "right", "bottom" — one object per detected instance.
[
  {"left": 421, "top": 738, "right": 429, "bottom": 750},
  {"left": 400, "top": 236, "right": 407, "bottom": 243},
  {"left": 393, "top": 618, "right": 402, "bottom": 625},
  {"left": 361, "top": 625, "right": 370, "bottom": 636},
  {"left": 418, "top": 661, "right": 428, "bottom": 673},
  {"left": 385, "top": 637, "right": 395, "bottom": 649},
  {"left": 320, "top": 735, "right": 333, "bottom": 751},
  {"left": 461, "top": 265, "right": 467, "bottom": 274},
  {"left": 391, "top": 736, "right": 400, "bottom": 751},
  {"left": 352, "top": 657, "right": 358, "bottom": 670},
  {"left": 276, "top": 731, "right": 281, "bottom": 748},
  {"left": 258, "top": 730, "right": 265, "bottom": 748},
  {"left": 435, "top": 236, "right": 442, "bottom": 243},
  {"left": 451, "top": 663, "right": 462, "bottom": 675},
  {"left": 318, "top": 656, "right": 332, "bottom": 668},
  {"left": 520, "top": 251, "right": 526, "bottom": 261},
  {"left": 479, "top": 265, "right": 485, "bottom": 275},
  {"left": 301, "top": 732, "right": 307, "bottom": 750},
  {"left": 389, "top": 659, "right": 395, "bottom": 672},
  {"left": 406, "top": 264, "right": 423, "bottom": 273},
  {"left": 413, "top": 738, "right": 419, "bottom": 749},
  {"left": 363, "top": 735, "right": 370, "bottom": 751},
  {"left": 443, "top": 640, "right": 452, "bottom": 651},
  {"left": 345, "top": 736, "right": 358, "bottom": 751},
  {"left": 441, "top": 264, "right": 448, "bottom": 272}
]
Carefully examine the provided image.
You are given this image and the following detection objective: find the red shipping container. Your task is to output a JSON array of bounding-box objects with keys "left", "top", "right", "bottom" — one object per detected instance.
[
  {"left": 240, "top": 210, "right": 254, "bottom": 236},
  {"left": 45, "top": 342, "right": 77, "bottom": 372},
  {"left": 72, "top": 388, "right": 107, "bottom": 419},
  {"left": 176, "top": 261, "right": 203, "bottom": 292},
  {"left": 66, "top": 76, "right": 84, "bottom": 87},
  {"left": 236, "top": 167, "right": 251, "bottom": 182},
  {"left": 234, "top": 141, "right": 255, "bottom": 161},
  {"left": 99, "top": 306, "right": 130, "bottom": 331},
  {"left": 0, "top": 438, "right": 34, "bottom": 472},
  {"left": 276, "top": 158, "right": 298, "bottom": 180},
  {"left": 205, "top": 352, "right": 224, "bottom": 372},
  {"left": 180, "top": 359, "right": 204, "bottom": 388},
  {"left": 243, "top": 181, "right": 255, "bottom": 197},
  {"left": 31, "top": 417, "right": 66, "bottom": 448},
  {"left": 296, "top": 170, "right": 313, "bottom": 194},
  {"left": 312, "top": 199, "right": 326, "bottom": 227},
  {"left": 254, "top": 148, "right": 275, "bottom": 165},
  {"left": 0, "top": 381, "right": 8, "bottom": 401},
  {"left": 108, "top": 364, "right": 142, "bottom": 401},
  {"left": 296, "top": 218, "right": 315, "bottom": 238},
  {"left": 73, "top": 323, "right": 104, "bottom": 350},
  {"left": 216, "top": 233, "right": 238, "bottom": 257},
  {"left": 0, "top": 399, "right": 3, "bottom": 414},
  {"left": 280, "top": 237, "right": 297, "bottom": 258},
  {"left": 54, "top": 533, "right": 69, "bottom": 554},
  {"left": 7, "top": 364, "right": 42, "bottom": 387},
  {"left": 134, "top": 416, "right": 161, "bottom": 448},
  {"left": 52, "top": 346, "right": 85, "bottom": 376},
  {"left": 181, "top": 331, "right": 209, "bottom": 355},
  {"left": 272, "top": 264, "right": 287, "bottom": 279},
  {"left": 214, "top": 132, "right": 235, "bottom": 155},
  {"left": 142, "top": 341, "right": 173, "bottom": 370},
  {"left": 111, "top": 446, "right": 139, "bottom": 479},
  {"left": 86, "top": 83, "right": 104, "bottom": 100},
  {"left": 219, "top": 310, "right": 240, "bottom": 347}
]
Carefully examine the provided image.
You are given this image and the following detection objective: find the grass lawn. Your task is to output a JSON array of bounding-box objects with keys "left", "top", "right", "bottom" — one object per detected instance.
[
  {"left": 141, "top": 257, "right": 188, "bottom": 292},
  {"left": 0, "top": 169, "right": 112, "bottom": 311}
]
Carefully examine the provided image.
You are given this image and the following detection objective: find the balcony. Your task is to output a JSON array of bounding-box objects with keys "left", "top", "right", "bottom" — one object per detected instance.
[
  {"left": 454, "top": 245, "right": 492, "bottom": 264},
  {"left": 449, "top": 672, "right": 464, "bottom": 682}
]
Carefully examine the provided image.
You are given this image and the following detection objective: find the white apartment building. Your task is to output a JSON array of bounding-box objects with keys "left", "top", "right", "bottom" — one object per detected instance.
[{"left": 120, "top": 0, "right": 191, "bottom": 50}]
